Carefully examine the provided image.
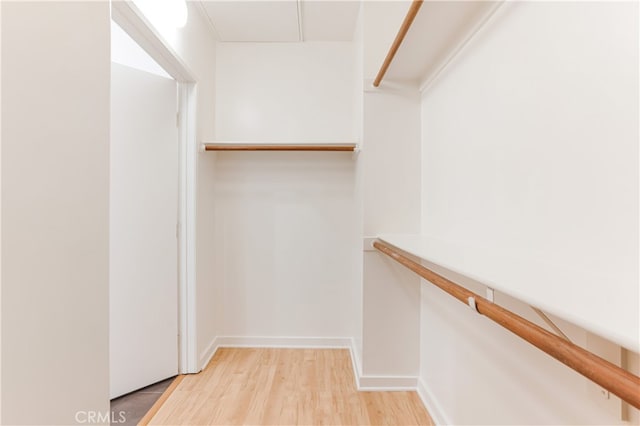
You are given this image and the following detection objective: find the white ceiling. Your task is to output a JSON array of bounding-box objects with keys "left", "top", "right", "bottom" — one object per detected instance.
[{"left": 199, "top": 1, "right": 361, "bottom": 42}]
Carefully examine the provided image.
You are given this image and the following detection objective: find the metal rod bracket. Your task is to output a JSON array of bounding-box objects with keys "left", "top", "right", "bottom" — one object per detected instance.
[
  {"left": 530, "top": 306, "right": 571, "bottom": 342},
  {"left": 486, "top": 287, "right": 495, "bottom": 302},
  {"left": 468, "top": 296, "right": 480, "bottom": 314}
]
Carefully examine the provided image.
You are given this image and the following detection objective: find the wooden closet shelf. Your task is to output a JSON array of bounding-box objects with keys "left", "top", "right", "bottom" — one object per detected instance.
[
  {"left": 373, "top": 238, "right": 640, "bottom": 410},
  {"left": 375, "top": 234, "right": 639, "bottom": 353},
  {"left": 202, "top": 143, "right": 358, "bottom": 152}
]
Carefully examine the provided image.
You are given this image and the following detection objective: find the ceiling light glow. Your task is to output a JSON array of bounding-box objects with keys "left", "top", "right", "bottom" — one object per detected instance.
[{"left": 133, "top": 0, "right": 188, "bottom": 32}]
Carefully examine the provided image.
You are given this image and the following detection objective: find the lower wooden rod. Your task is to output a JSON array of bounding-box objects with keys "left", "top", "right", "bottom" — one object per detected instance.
[{"left": 373, "top": 240, "right": 640, "bottom": 409}]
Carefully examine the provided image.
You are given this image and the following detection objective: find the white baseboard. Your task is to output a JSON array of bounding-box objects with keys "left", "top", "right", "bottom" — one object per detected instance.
[
  {"left": 358, "top": 375, "right": 418, "bottom": 390},
  {"left": 348, "top": 338, "right": 419, "bottom": 390},
  {"left": 201, "top": 336, "right": 351, "bottom": 372},
  {"left": 198, "top": 336, "right": 219, "bottom": 371},
  {"left": 417, "top": 377, "right": 451, "bottom": 426},
  {"left": 348, "top": 338, "right": 363, "bottom": 389},
  {"left": 215, "top": 336, "right": 352, "bottom": 348}
]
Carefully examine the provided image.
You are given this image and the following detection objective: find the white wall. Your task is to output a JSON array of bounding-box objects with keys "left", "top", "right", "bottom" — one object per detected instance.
[
  {"left": 177, "top": 4, "right": 219, "bottom": 372},
  {"left": 1, "top": 2, "right": 110, "bottom": 424},
  {"left": 419, "top": 1, "right": 639, "bottom": 424},
  {"left": 148, "top": 3, "right": 219, "bottom": 369},
  {"left": 213, "top": 152, "right": 359, "bottom": 339},
  {"left": 215, "top": 42, "right": 355, "bottom": 142},
  {"left": 351, "top": 6, "right": 365, "bottom": 375},
  {"left": 111, "top": 20, "right": 170, "bottom": 78},
  {"left": 362, "top": 90, "right": 421, "bottom": 236},
  {"left": 359, "top": 1, "right": 422, "bottom": 379},
  {"left": 212, "top": 42, "right": 360, "bottom": 341},
  {"left": 360, "top": 90, "right": 421, "bottom": 378}
]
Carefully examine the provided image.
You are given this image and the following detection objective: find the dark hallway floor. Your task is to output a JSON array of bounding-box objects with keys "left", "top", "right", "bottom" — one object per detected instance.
[{"left": 110, "top": 377, "right": 175, "bottom": 425}]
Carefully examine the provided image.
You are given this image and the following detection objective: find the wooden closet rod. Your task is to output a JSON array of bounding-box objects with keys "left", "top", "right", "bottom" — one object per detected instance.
[
  {"left": 373, "top": 240, "right": 640, "bottom": 409},
  {"left": 372, "top": 0, "right": 424, "bottom": 87}
]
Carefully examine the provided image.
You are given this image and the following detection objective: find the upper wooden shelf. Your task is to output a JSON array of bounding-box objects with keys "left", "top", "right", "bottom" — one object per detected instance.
[
  {"left": 376, "top": 234, "right": 639, "bottom": 353},
  {"left": 374, "top": 0, "right": 503, "bottom": 89},
  {"left": 202, "top": 142, "right": 358, "bottom": 152}
]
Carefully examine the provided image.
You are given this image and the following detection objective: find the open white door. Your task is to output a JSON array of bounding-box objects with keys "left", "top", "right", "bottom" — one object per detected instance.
[{"left": 110, "top": 62, "right": 179, "bottom": 399}]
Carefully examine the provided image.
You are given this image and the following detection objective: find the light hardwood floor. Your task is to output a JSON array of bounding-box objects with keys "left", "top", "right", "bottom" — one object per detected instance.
[{"left": 149, "top": 348, "right": 433, "bottom": 425}]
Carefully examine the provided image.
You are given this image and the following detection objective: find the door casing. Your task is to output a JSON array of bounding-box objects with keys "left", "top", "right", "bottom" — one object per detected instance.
[{"left": 112, "top": 1, "right": 199, "bottom": 374}]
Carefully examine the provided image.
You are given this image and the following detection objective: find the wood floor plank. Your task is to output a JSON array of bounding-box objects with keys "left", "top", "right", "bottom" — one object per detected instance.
[
  {"left": 138, "top": 375, "right": 184, "bottom": 426},
  {"left": 149, "top": 348, "right": 434, "bottom": 425}
]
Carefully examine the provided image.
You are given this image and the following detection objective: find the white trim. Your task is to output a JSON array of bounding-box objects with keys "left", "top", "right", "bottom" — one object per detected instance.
[
  {"left": 178, "top": 82, "right": 199, "bottom": 374},
  {"left": 348, "top": 338, "right": 420, "bottom": 391},
  {"left": 348, "top": 338, "right": 363, "bottom": 389},
  {"left": 365, "top": 78, "right": 420, "bottom": 95},
  {"left": 358, "top": 376, "right": 417, "bottom": 391},
  {"left": 215, "top": 336, "right": 352, "bottom": 349},
  {"left": 296, "top": 0, "right": 304, "bottom": 42},
  {"left": 191, "top": 1, "right": 221, "bottom": 41},
  {"left": 198, "top": 336, "right": 220, "bottom": 371},
  {"left": 111, "top": 0, "right": 199, "bottom": 375},
  {"left": 419, "top": 1, "right": 506, "bottom": 94},
  {"left": 0, "top": 4, "right": 3, "bottom": 419},
  {"left": 417, "top": 377, "right": 451, "bottom": 426},
  {"left": 111, "top": 1, "right": 197, "bottom": 82}
]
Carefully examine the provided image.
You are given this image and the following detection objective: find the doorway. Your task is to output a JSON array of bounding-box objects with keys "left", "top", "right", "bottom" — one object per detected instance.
[
  {"left": 110, "top": 0, "right": 200, "bottom": 388},
  {"left": 109, "top": 20, "right": 180, "bottom": 399}
]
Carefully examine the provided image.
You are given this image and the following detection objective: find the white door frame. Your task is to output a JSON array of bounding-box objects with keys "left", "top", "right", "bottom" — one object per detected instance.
[{"left": 111, "top": 1, "right": 199, "bottom": 374}]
